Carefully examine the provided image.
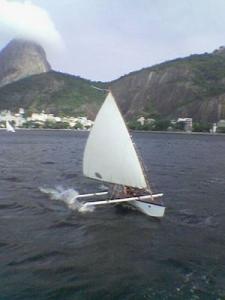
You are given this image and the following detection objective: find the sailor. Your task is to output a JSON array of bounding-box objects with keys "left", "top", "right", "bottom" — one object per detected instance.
[{"left": 123, "top": 186, "right": 136, "bottom": 197}]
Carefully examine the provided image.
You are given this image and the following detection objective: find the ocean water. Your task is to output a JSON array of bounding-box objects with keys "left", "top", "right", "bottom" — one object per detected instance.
[{"left": 0, "top": 130, "right": 224, "bottom": 300}]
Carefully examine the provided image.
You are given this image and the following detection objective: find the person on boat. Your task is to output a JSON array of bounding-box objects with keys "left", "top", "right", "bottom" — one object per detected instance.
[
  {"left": 123, "top": 186, "right": 136, "bottom": 197},
  {"left": 123, "top": 186, "right": 154, "bottom": 200}
]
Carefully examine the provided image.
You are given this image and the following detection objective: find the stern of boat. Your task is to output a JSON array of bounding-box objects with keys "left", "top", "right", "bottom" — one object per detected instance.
[{"left": 131, "top": 200, "right": 165, "bottom": 218}]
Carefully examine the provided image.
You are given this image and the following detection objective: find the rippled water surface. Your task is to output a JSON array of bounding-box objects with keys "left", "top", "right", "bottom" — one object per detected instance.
[{"left": 0, "top": 130, "right": 225, "bottom": 300}]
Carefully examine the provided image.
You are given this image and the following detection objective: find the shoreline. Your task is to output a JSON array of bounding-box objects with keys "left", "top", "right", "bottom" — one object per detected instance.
[
  {"left": 0, "top": 127, "right": 224, "bottom": 135},
  {"left": 132, "top": 130, "right": 225, "bottom": 136},
  {"left": 0, "top": 128, "right": 89, "bottom": 132}
]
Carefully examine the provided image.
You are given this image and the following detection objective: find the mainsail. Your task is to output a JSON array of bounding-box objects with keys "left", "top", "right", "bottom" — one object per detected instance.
[
  {"left": 83, "top": 92, "right": 148, "bottom": 189},
  {"left": 6, "top": 121, "right": 15, "bottom": 132}
]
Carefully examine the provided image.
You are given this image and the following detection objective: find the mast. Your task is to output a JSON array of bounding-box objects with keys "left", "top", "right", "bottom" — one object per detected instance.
[{"left": 6, "top": 121, "right": 15, "bottom": 132}]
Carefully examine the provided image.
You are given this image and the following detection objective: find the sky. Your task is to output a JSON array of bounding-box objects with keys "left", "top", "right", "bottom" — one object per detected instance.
[{"left": 0, "top": 0, "right": 225, "bottom": 81}]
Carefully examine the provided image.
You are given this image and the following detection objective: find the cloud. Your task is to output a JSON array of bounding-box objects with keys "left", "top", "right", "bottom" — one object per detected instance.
[{"left": 0, "top": 0, "right": 64, "bottom": 50}]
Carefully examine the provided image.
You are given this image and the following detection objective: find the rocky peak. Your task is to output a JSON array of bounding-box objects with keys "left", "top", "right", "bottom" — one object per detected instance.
[{"left": 0, "top": 39, "right": 51, "bottom": 87}]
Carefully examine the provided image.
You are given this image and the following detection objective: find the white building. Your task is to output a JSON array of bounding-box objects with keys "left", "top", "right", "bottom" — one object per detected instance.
[
  {"left": 177, "top": 118, "right": 193, "bottom": 132},
  {"left": 0, "top": 108, "right": 94, "bottom": 129},
  {"left": 28, "top": 112, "right": 61, "bottom": 123},
  {"left": 77, "top": 117, "right": 93, "bottom": 128},
  {"left": 217, "top": 120, "right": 225, "bottom": 132},
  {"left": 211, "top": 123, "right": 217, "bottom": 133},
  {"left": 137, "top": 116, "right": 145, "bottom": 126}
]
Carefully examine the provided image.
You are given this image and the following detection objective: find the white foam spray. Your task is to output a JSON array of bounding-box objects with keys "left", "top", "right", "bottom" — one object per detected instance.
[{"left": 39, "top": 186, "right": 95, "bottom": 213}]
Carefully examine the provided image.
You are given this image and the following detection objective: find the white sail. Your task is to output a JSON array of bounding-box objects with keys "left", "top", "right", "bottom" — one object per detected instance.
[
  {"left": 83, "top": 92, "right": 147, "bottom": 189},
  {"left": 6, "top": 121, "right": 15, "bottom": 132}
]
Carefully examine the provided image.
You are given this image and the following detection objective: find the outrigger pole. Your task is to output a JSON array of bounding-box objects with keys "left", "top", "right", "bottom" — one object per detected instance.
[
  {"left": 76, "top": 191, "right": 109, "bottom": 199},
  {"left": 81, "top": 193, "right": 163, "bottom": 208}
]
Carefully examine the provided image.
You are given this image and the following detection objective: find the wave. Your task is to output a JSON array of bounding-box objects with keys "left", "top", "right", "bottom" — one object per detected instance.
[
  {"left": 39, "top": 186, "right": 95, "bottom": 213},
  {"left": 170, "top": 209, "right": 217, "bottom": 228}
]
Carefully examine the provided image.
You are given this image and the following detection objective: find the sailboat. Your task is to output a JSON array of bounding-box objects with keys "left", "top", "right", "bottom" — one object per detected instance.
[
  {"left": 80, "top": 92, "right": 165, "bottom": 218},
  {"left": 6, "top": 120, "right": 15, "bottom": 133}
]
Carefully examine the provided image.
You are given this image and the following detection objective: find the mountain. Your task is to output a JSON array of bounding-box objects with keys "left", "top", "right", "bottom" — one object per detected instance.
[
  {"left": 110, "top": 50, "right": 225, "bottom": 122},
  {"left": 0, "top": 39, "right": 51, "bottom": 87},
  {"left": 0, "top": 39, "right": 225, "bottom": 122}
]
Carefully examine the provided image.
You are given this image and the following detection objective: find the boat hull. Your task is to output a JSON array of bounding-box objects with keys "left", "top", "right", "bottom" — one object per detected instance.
[
  {"left": 131, "top": 200, "right": 165, "bottom": 218},
  {"left": 80, "top": 192, "right": 165, "bottom": 218}
]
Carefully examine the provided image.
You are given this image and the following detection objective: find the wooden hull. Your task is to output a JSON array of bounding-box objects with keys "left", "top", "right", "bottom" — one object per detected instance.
[{"left": 131, "top": 200, "right": 165, "bottom": 218}]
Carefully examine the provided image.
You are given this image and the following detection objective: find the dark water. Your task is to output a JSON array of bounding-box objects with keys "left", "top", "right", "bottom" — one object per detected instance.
[{"left": 0, "top": 130, "right": 225, "bottom": 300}]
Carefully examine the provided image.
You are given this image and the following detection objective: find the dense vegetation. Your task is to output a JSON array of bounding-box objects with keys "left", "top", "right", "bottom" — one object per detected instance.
[
  {"left": 128, "top": 118, "right": 214, "bottom": 132},
  {"left": 0, "top": 71, "right": 106, "bottom": 118}
]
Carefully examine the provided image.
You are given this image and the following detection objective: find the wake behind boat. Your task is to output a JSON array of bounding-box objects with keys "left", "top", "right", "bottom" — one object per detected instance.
[{"left": 80, "top": 92, "right": 165, "bottom": 218}]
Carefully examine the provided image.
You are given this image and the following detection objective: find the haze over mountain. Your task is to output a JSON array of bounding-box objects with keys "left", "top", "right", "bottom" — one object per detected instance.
[{"left": 0, "top": 39, "right": 225, "bottom": 122}]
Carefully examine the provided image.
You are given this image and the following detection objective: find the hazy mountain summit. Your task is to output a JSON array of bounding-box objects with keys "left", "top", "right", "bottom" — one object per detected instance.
[{"left": 0, "top": 39, "right": 51, "bottom": 87}]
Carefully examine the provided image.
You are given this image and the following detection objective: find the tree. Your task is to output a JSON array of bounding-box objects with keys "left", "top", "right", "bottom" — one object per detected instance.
[
  {"left": 174, "top": 121, "right": 185, "bottom": 131},
  {"left": 192, "top": 122, "right": 210, "bottom": 132},
  {"left": 153, "top": 119, "right": 171, "bottom": 131},
  {"left": 73, "top": 121, "right": 83, "bottom": 130}
]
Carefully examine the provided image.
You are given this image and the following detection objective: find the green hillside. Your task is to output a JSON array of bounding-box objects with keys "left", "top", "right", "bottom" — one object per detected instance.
[
  {"left": 110, "top": 50, "right": 225, "bottom": 122},
  {"left": 0, "top": 71, "right": 106, "bottom": 119}
]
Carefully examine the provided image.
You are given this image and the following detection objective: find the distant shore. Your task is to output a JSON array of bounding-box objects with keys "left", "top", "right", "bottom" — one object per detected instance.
[
  {"left": 133, "top": 130, "right": 225, "bottom": 136},
  {"left": 0, "top": 128, "right": 89, "bottom": 132},
  {"left": 1, "top": 127, "right": 224, "bottom": 135}
]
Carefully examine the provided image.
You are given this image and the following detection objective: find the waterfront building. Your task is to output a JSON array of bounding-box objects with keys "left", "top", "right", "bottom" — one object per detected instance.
[{"left": 177, "top": 118, "right": 193, "bottom": 132}]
